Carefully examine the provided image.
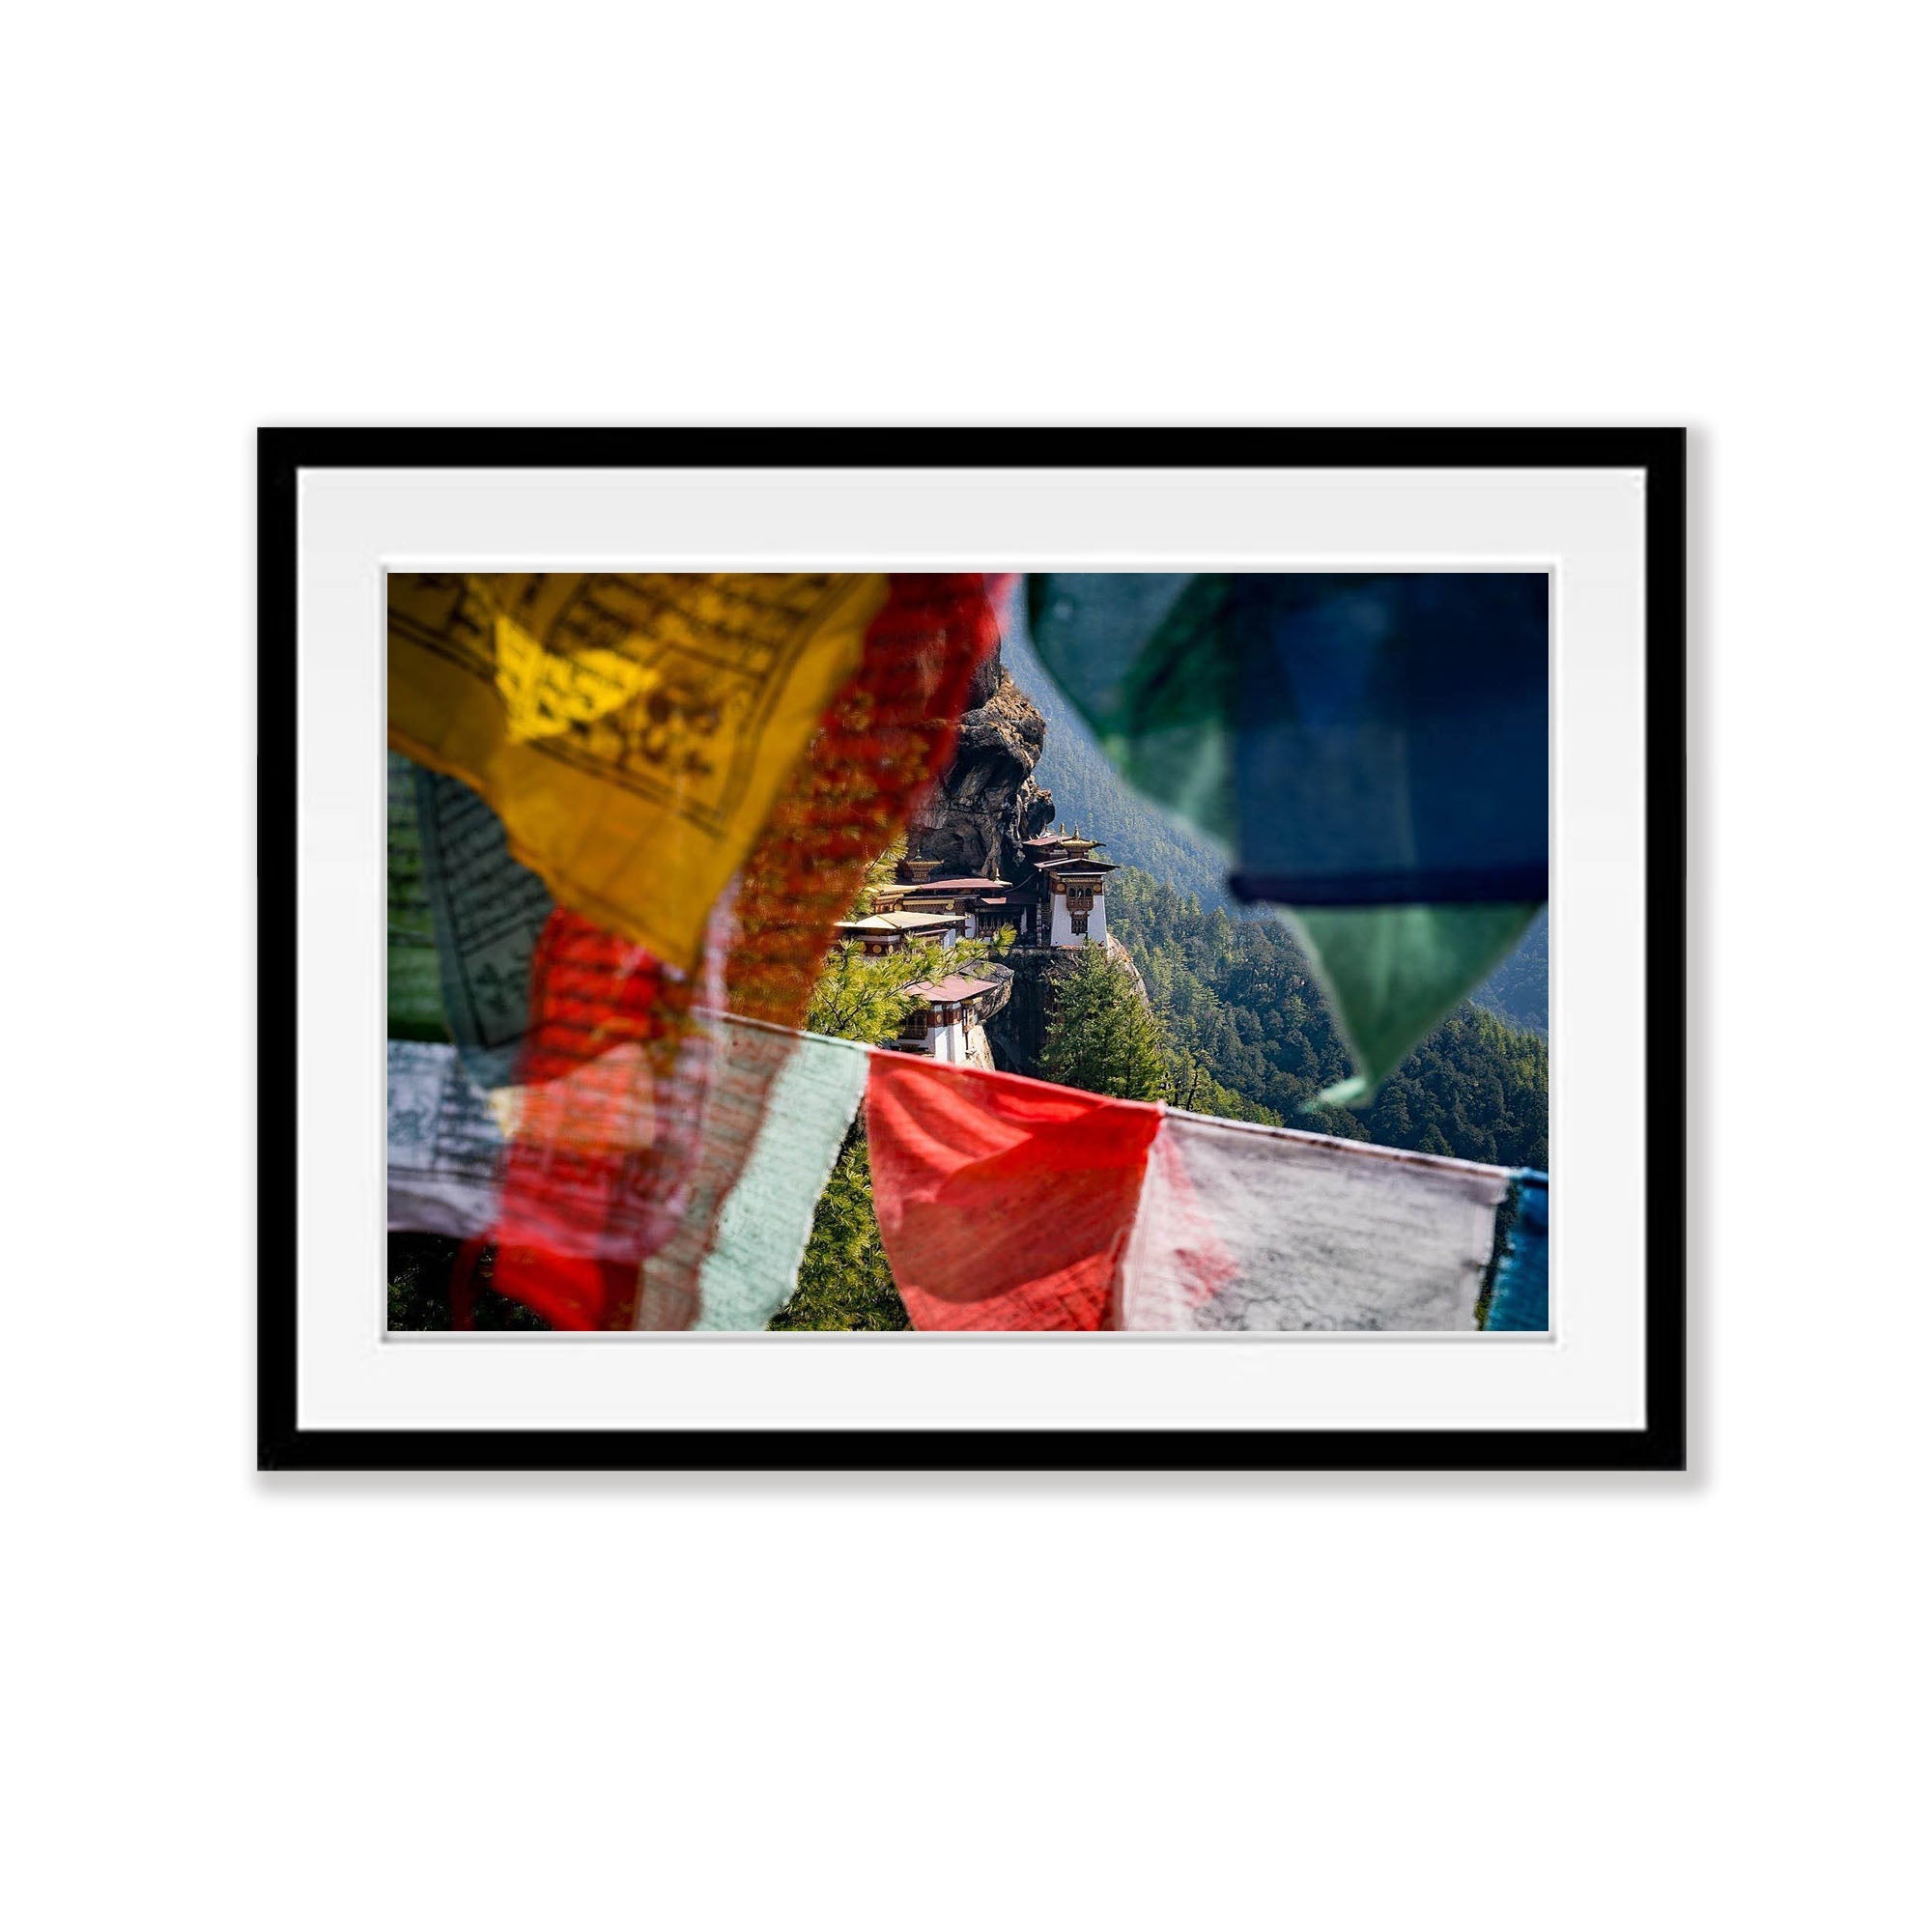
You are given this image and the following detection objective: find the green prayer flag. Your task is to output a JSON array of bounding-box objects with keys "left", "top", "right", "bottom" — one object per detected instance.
[
  {"left": 1027, "top": 573, "right": 1239, "bottom": 853},
  {"left": 387, "top": 752, "right": 449, "bottom": 1042},
  {"left": 693, "top": 1026, "right": 870, "bottom": 1331},
  {"left": 1024, "top": 573, "right": 1548, "bottom": 1099},
  {"left": 1284, "top": 903, "right": 1541, "bottom": 1105}
]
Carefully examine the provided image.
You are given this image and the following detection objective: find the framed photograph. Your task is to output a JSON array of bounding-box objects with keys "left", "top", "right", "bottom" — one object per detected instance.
[{"left": 260, "top": 427, "right": 1685, "bottom": 1471}]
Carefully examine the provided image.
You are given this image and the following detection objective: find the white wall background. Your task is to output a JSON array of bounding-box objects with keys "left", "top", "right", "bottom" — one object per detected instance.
[{"left": 4, "top": 5, "right": 1925, "bottom": 1927}]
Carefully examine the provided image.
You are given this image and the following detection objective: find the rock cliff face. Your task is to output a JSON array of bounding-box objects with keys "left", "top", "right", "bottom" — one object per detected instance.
[
  {"left": 986, "top": 934, "right": 1147, "bottom": 1076},
  {"left": 909, "top": 648, "right": 1157, "bottom": 1083},
  {"left": 905, "top": 656, "right": 1054, "bottom": 884},
  {"left": 983, "top": 948, "right": 1055, "bottom": 1075}
]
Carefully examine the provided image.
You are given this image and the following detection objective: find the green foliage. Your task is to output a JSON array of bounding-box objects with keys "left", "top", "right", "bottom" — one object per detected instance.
[
  {"left": 1109, "top": 867, "right": 1548, "bottom": 1169},
  {"left": 1157, "top": 1039, "right": 1283, "bottom": 1125},
  {"left": 768, "top": 1132, "right": 910, "bottom": 1330},
  {"left": 386, "top": 1233, "right": 553, "bottom": 1331},
  {"left": 1471, "top": 906, "right": 1548, "bottom": 1034},
  {"left": 1039, "top": 941, "right": 1167, "bottom": 1101},
  {"left": 806, "top": 939, "right": 944, "bottom": 1045},
  {"left": 854, "top": 836, "right": 908, "bottom": 915},
  {"left": 805, "top": 931, "right": 1001, "bottom": 1047},
  {"left": 386, "top": 755, "right": 454, "bottom": 1043},
  {"left": 804, "top": 832, "right": 1014, "bottom": 1045},
  {"left": 1361, "top": 1005, "right": 1549, "bottom": 1170}
]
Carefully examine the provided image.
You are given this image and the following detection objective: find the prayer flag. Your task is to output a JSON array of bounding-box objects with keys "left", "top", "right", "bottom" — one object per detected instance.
[
  {"left": 385, "top": 1018, "right": 864, "bottom": 1333},
  {"left": 390, "top": 1024, "right": 1550, "bottom": 1336},
  {"left": 1222, "top": 573, "right": 1548, "bottom": 906},
  {"left": 686, "top": 1024, "right": 868, "bottom": 1332},
  {"left": 386, "top": 753, "right": 447, "bottom": 1041},
  {"left": 386, "top": 1041, "right": 501, "bottom": 1239},
  {"left": 1287, "top": 902, "right": 1541, "bottom": 1104},
  {"left": 724, "top": 574, "right": 1002, "bottom": 1026},
  {"left": 1025, "top": 572, "right": 1548, "bottom": 1096},
  {"left": 1026, "top": 573, "right": 1548, "bottom": 904},
  {"left": 1482, "top": 1172, "right": 1550, "bottom": 1332},
  {"left": 631, "top": 1016, "right": 802, "bottom": 1331},
  {"left": 389, "top": 573, "right": 884, "bottom": 972},
  {"left": 1120, "top": 1108, "right": 1514, "bottom": 1330},
  {"left": 474, "top": 574, "right": 998, "bottom": 1328},
  {"left": 865, "top": 1054, "right": 1162, "bottom": 1331},
  {"left": 412, "top": 757, "right": 555, "bottom": 1089},
  {"left": 488, "top": 906, "right": 718, "bottom": 1329}
]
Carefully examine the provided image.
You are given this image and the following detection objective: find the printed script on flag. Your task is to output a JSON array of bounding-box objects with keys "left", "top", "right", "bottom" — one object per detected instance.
[{"left": 389, "top": 573, "right": 885, "bottom": 970}]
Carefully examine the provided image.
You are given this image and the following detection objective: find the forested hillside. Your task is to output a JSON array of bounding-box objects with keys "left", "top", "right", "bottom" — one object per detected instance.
[
  {"left": 1110, "top": 868, "right": 1548, "bottom": 1170},
  {"left": 1469, "top": 905, "right": 1548, "bottom": 1034}
]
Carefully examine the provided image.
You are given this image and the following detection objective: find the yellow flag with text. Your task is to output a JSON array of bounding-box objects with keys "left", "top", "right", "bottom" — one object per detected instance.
[{"left": 388, "top": 574, "right": 882, "bottom": 970}]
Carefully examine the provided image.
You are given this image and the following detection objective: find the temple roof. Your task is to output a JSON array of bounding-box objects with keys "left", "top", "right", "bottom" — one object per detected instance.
[
  {"left": 896, "top": 875, "right": 1008, "bottom": 894},
  {"left": 903, "top": 974, "right": 1001, "bottom": 1003},
  {"left": 836, "top": 911, "right": 960, "bottom": 934}
]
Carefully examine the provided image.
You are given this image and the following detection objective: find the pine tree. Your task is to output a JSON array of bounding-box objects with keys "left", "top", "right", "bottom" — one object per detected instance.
[
  {"left": 1038, "top": 941, "right": 1166, "bottom": 1101},
  {"left": 770, "top": 1133, "right": 909, "bottom": 1330},
  {"left": 805, "top": 931, "right": 1001, "bottom": 1046}
]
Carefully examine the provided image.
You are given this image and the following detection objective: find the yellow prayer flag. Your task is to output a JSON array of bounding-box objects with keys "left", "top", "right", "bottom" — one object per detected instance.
[{"left": 388, "top": 573, "right": 883, "bottom": 971}]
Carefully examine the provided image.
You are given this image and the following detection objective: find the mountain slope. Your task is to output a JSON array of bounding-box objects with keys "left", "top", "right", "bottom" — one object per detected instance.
[{"left": 1110, "top": 868, "right": 1548, "bottom": 1170}]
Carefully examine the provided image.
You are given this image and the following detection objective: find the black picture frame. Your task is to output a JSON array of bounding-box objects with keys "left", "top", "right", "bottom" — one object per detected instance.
[{"left": 259, "top": 427, "right": 1687, "bottom": 1473}]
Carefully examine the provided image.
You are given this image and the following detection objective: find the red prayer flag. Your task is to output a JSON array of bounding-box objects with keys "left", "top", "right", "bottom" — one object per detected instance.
[
  {"left": 727, "top": 573, "right": 1001, "bottom": 1026},
  {"left": 489, "top": 907, "right": 713, "bottom": 1329},
  {"left": 865, "top": 1055, "right": 1162, "bottom": 1331}
]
